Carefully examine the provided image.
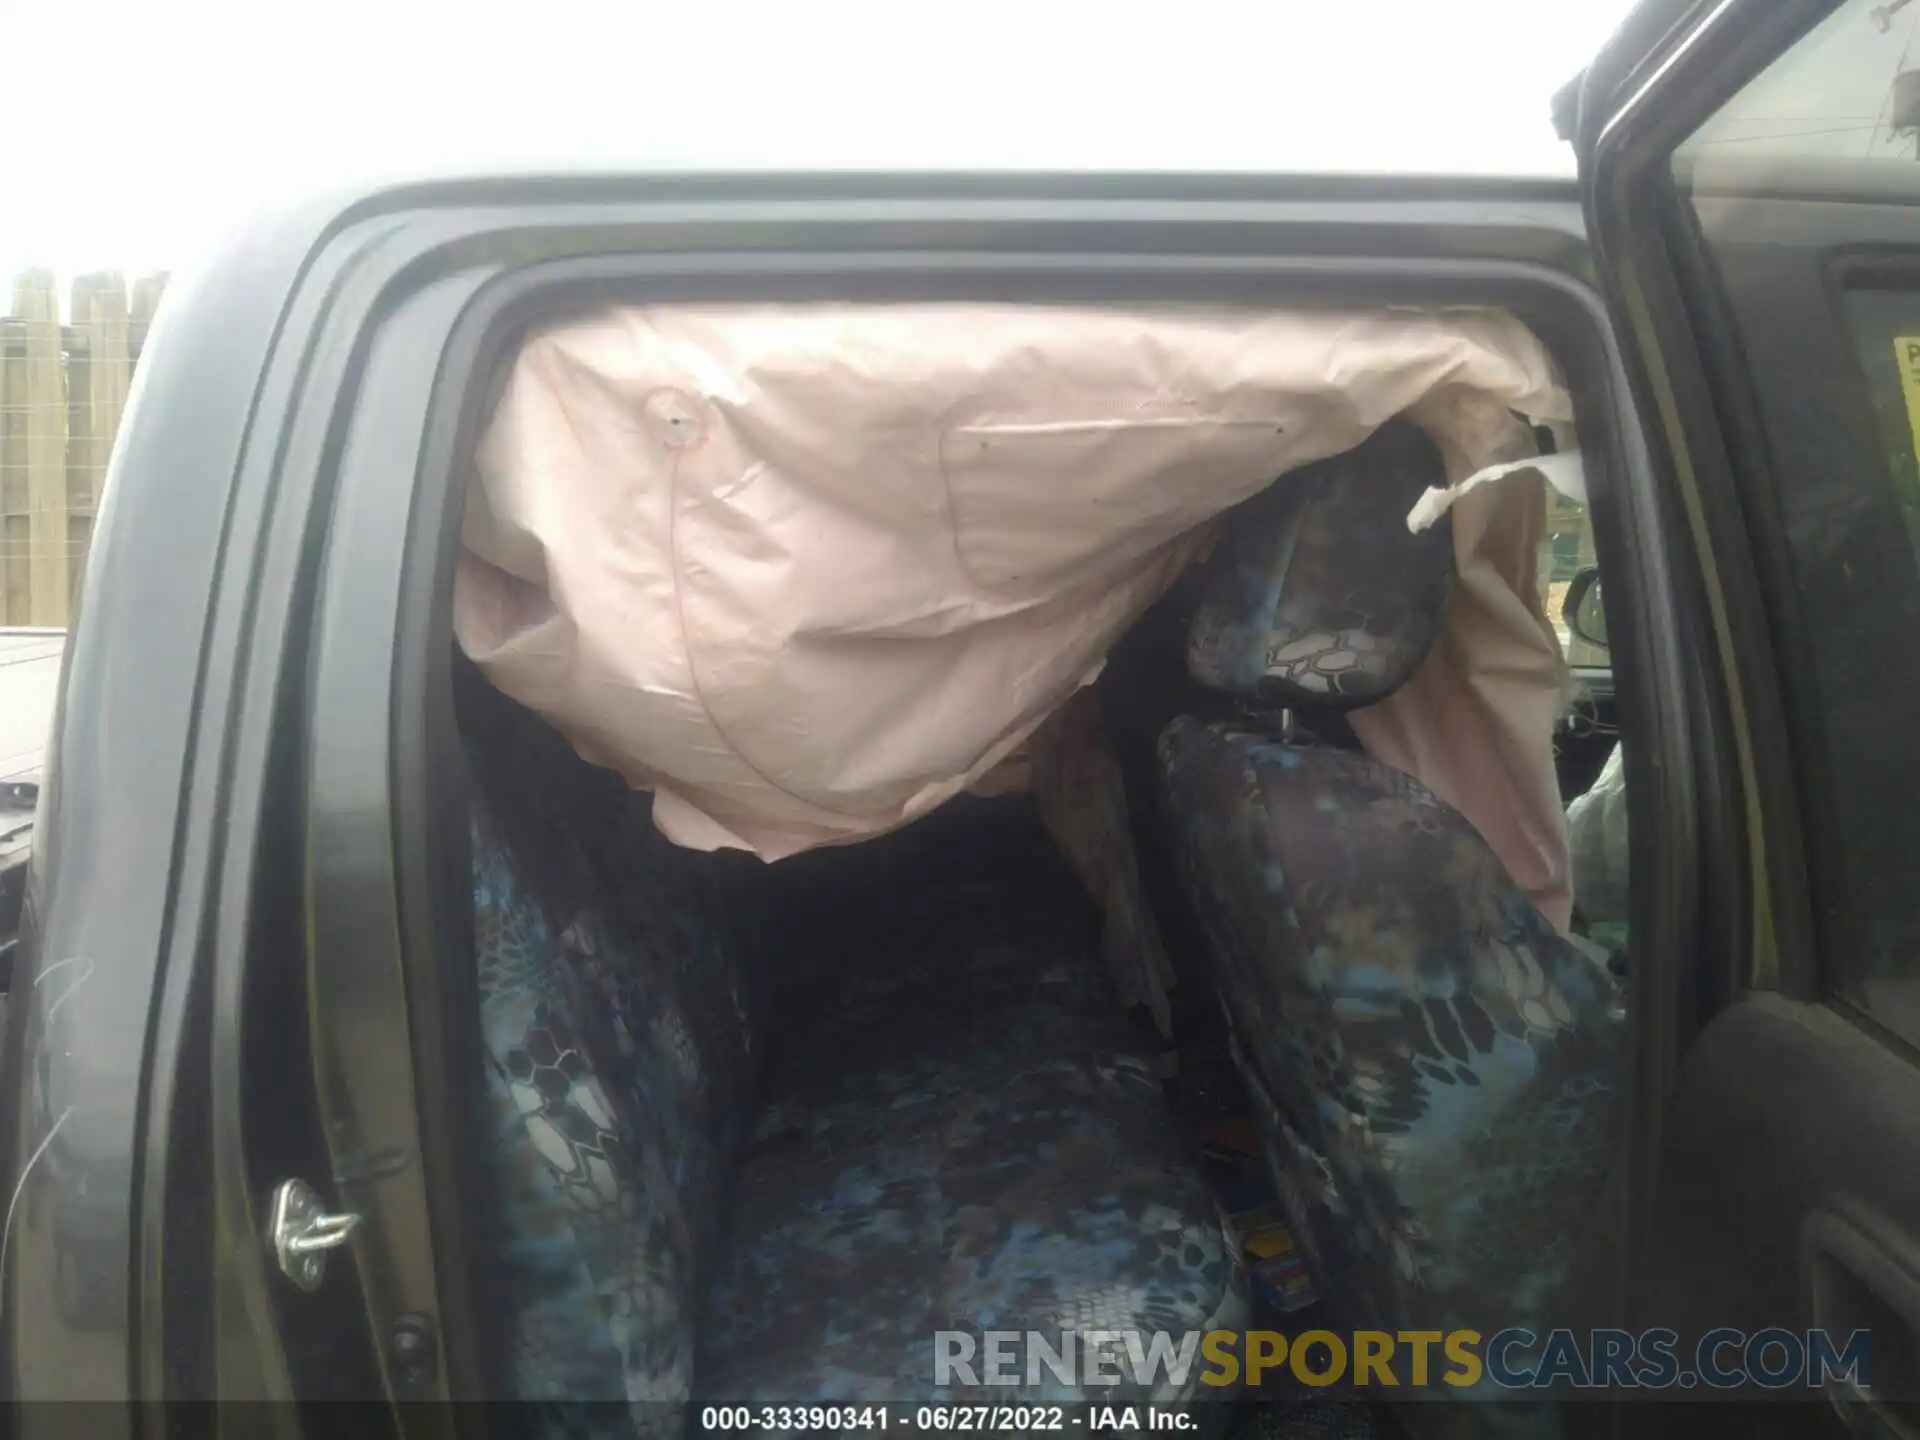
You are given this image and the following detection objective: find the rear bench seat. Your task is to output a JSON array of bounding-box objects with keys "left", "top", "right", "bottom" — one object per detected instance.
[{"left": 458, "top": 665, "right": 1247, "bottom": 1435}]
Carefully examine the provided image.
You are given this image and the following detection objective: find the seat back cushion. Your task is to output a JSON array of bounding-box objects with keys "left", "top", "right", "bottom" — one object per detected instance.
[
  {"left": 1159, "top": 718, "right": 1625, "bottom": 1343},
  {"left": 1186, "top": 418, "right": 1454, "bottom": 713},
  {"left": 463, "top": 661, "right": 759, "bottom": 1419}
]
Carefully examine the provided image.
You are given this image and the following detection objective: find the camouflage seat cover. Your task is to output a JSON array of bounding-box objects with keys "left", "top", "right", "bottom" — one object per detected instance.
[
  {"left": 1158, "top": 423, "right": 1627, "bottom": 1396},
  {"left": 466, "top": 692, "right": 760, "bottom": 1438},
  {"left": 462, "top": 672, "right": 1245, "bottom": 1434},
  {"left": 702, "top": 803, "right": 1246, "bottom": 1409}
]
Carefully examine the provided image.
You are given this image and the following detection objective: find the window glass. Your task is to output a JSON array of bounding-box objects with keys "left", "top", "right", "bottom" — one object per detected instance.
[
  {"left": 1539, "top": 489, "right": 1607, "bottom": 668},
  {"left": 1680, "top": 0, "right": 1920, "bottom": 167},
  {"left": 1673, "top": 0, "right": 1920, "bottom": 1036}
]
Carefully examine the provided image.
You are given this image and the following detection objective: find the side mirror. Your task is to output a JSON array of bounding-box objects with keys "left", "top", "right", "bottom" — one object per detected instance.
[{"left": 1562, "top": 566, "right": 1608, "bottom": 651}]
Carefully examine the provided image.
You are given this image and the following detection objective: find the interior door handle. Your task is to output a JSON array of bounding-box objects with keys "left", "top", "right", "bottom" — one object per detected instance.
[{"left": 1803, "top": 1207, "right": 1920, "bottom": 1438}]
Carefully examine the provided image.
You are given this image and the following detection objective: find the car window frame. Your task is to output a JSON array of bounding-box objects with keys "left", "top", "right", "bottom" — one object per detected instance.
[{"left": 1579, "top": 0, "right": 1843, "bottom": 1010}]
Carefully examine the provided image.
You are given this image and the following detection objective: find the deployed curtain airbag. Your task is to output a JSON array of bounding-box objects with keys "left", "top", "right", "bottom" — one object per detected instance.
[{"left": 456, "top": 304, "right": 1577, "bottom": 926}]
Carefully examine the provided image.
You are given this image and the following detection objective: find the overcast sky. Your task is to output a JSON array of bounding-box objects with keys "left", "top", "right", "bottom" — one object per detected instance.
[{"left": 0, "top": 0, "right": 1646, "bottom": 281}]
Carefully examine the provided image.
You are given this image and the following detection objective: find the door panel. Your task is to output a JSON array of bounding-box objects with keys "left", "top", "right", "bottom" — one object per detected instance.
[
  {"left": 1579, "top": 0, "right": 1920, "bottom": 1433},
  {"left": 1644, "top": 996, "right": 1920, "bottom": 1431}
]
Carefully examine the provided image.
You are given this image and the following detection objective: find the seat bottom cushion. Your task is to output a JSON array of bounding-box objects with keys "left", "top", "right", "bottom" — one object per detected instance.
[{"left": 698, "top": 903, "right": 1247, "bottom": 1411}]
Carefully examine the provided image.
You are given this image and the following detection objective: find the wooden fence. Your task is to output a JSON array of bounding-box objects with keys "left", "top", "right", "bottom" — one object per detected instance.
[{"left": 1, "top": 269, "right": 168, "bottom": 627}]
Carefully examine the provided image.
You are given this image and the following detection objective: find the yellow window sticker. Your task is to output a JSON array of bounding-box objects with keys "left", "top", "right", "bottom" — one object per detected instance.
[{"left": 1895, "top": 337, "right": 1920, "bottom": 466}]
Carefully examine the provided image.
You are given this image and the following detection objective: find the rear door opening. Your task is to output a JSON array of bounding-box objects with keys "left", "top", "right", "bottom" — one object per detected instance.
[{"left": 432, "top": 295, "right": 1637, "bottom": 1433}]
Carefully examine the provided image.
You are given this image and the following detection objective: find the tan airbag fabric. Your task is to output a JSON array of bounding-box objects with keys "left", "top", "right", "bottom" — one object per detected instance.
[{"left": 455, "top": 305, "right": 1576, "bottom": 928}]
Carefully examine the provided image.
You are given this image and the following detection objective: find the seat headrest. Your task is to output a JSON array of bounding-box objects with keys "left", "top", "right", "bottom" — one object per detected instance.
[{"left": 1186, "top": 418, "right": 1454, "bottom": 712}]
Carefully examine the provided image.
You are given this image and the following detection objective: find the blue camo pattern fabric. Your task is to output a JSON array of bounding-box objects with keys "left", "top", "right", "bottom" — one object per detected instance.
[
  {"left": 701, "top": 867, "right": 1249, "bottom": 1409},
  {"left": 1158, "top": 720, "right": 1627, "bottom": 1375},
  {"left": 702, "top": 802, "right": 1248, "bottom": 1413},
  {"left": 1186, "top": 420, "right": 1454, "bottom": 712},
  {"left": 471, "top": 794, "right": 749, "bottom": 1435},
  {"left": 704, "top": 1021, "right": 1248, "bottom": 1408},
  {"left": 468, "top": 717, "right": 1247, "bottom": 1429}
]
